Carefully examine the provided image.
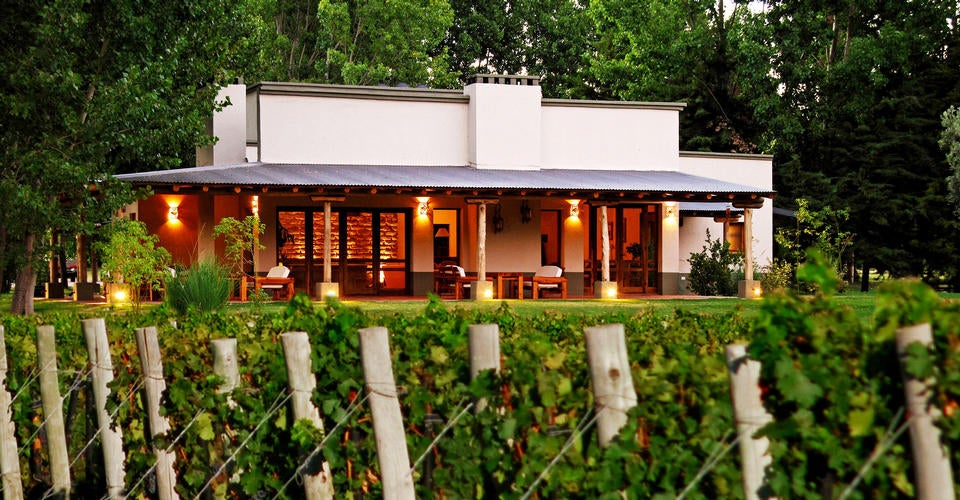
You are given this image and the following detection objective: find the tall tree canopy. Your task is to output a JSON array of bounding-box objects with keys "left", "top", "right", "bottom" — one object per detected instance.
[
  {"left": 0, "top": 0, "right": 251, "bottom": 313},
  {"left": 943, "top": 106, "right": 960, "bottom": 217},
  {"left": 747, "top": 0, "right": 960, "bottom": 286},
  {"left": 584, "top": 0, "right": 765, "bottom": 152}
]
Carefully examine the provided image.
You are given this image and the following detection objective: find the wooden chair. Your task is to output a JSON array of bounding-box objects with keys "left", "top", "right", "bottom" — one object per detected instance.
[
  {"left": 525, "top": 265, "right": 568, "bottom": 299},
  {"left": 256, "top": 265, "right": 295, "bottom": 300},
  {"left": 434, "top": 265, "right": 460, "bottom": 296}
]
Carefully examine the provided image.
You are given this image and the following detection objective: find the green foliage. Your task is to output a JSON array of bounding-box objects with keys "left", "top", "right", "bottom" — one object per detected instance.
[
  {"left": 95, "top": 217, "right": 171, "bottom": 311},
  {"left": 744, "top": 257, "right": 958, "bottom": 498},
  {"left": 0, "top": 0, "right": 251, "bottom": 313},
  {"left": 213, "top": 216, "right": 265, "bottom": 277},
  {"left": 942, "top": 106, "right": 960, "bottom": 218},
  {"left": 875, "top": 279, "right": 943, "bottom": 328},
  {"left": 316, "top": 0, "right": 456, "bottom": 87},
  {"left": 3, "top": 282, "right": 960, "bottom": 497},
  {"left": 754, "top": 1, "right": 960, "bottom": 284},
  {"left": 775, "top": 198, "right": 853, "bottom": 279},
  {"left": 165, "top": 259, "right": 232, "bottom": 315},
  {"left": 759, "top": 258, "right": 793, "bottom": 292},
  {"left": 687, "top": 229, "right": 743, "bottom": 296}
]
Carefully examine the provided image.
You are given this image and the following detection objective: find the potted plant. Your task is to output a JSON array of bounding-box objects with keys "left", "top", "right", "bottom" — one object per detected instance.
[{"left": 626, "top": 242, "right": 644, "bottom": 260}]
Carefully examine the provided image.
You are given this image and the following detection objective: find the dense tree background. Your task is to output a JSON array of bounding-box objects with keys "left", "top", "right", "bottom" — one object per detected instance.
[
  {"left": 3, "top": 0, "right": 958, "bottom": 313},
  {"left": 0, "top": 0, "right": 256, "bottom": 313},
  {"left": 251, "top": 0, "right": 960, "bottom": 288}
]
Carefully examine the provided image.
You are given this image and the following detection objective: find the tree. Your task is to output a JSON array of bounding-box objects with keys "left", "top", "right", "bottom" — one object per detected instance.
[
  {"left": 584, "top": 0, "right": 765, "bottom": 152},
  {"left": 96, "top": 218, "right": 171, "bottom": 311},
  {"left": 213, "top": 216, "right": 266, "bottom": 277},
  {"left": 942, "top": 106, "right": 960, "bottom": 217},
  {"left": 441, "top": 0, "right": 593, "bottom": 97},
  {"left": 746, "top": 0, "right": 960, "bottom": 288},
  {"left": 0, "top": 0, "right": 252, "bottom": 314},
  {"left": 316, "top": 0, "right": 456, "bottom": 86}
]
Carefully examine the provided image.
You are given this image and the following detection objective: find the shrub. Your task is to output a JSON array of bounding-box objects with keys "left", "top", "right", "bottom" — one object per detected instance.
[
  {"left": 687, "top": 229, "right": 742, "bottom": 296},
  {"left": 213, "top": 216, "right": 265, "bottom": 277},
  {"left": 96, "top": 217, "right": 171, "bottom": 310},
  {"left": 760, "top": 258, "right": 793, "bottom": 292},
  {"left": 165, "top": 259, "right": 232, "bottom": 315}
]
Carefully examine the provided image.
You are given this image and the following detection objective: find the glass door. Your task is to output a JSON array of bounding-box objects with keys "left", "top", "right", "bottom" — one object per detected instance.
[
  {"left": 278, "top": 207, "right": 409, "bottom": 296},
  {"left": 618, "top": 205, "right": 659, "bottom": 293},
  {"left": 340, "top": 210, "right": 409, "bottom": 296},
  {"left": 590, "top": 204, "right": 660, "bottom": 294}
]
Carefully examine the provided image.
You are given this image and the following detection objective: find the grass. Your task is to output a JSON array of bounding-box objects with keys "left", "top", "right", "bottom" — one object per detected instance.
[{"left": 4, "top": 289, "right": 954, "bottom": 323}]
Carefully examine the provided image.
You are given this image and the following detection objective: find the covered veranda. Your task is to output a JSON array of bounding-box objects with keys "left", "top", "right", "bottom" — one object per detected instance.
[{"left": 115, "top": 162, "right": 774, "bottom": 300}]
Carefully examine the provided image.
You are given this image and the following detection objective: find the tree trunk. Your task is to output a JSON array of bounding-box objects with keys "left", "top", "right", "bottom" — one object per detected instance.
[
  {"left": 860, "top": 260, "right": 869, "bottom": 292},
  {"left": 11, "top": 233, "right": 36, "bottom": 315}
]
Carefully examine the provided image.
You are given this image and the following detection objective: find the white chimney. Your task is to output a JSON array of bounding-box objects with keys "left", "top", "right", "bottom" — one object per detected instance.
[
  {"left": 197, "top": 83, "right": 247, "bottom": 166},
  {"left": 465, "top": 75, "right": 542, "bottom": 170}
]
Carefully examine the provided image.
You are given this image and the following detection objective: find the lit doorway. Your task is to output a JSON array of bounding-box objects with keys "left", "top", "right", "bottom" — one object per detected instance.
[
  {"left": 276, "top": 208, "right": 410, "bottom": 296},
  {"left": 589, "top": 204, "right": 660, "bottom": 293}
]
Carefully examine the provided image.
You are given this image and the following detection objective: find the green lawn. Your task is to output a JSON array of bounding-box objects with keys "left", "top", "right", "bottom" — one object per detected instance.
[{"left": 5, "top": 289, "right": 953, "bottom": 323}]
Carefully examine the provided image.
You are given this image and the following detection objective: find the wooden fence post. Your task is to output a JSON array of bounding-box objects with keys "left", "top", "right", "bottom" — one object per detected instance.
[
  {"left": 583, "top": 324, "right": 637, "bottom": 447},
  {"left": 210, "top": 339, "right": 239, "bottom": 398},
  {"left": 468, "top": 324, "right": 500, "bottom": 412},
  {"left": 279, "top": 332, "right": 335, "bottom": 500},
  {"left": 135, "top": 326, "right": 179, "bottom": 500},
  {"left": 36, "top": 325, "right": 71, "bottom": 497},
  {"left": 82, "top": 318, "right": 125, "bottom": 499},
  {"left": 0, "top": 326, "right": 24, "bottom": 500},
  {"left": 725, "top": 344, "right": 773, "bottom": 500},
  {"left": 358, "top": 327, "right": 415, "bottom": 499},
  {"left": 897, "top": 323, "right": 955, "bottom": 500}
]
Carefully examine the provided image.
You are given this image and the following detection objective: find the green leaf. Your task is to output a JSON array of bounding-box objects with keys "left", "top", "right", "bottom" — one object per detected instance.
[
  {"left": 196, "top": 412, "right": 215, "bottom": 441},
  {"left": 774, "top": 358, "right": 823, "bottom": 408},
  {"left": 902, "top": 342, "right": 935, "bottom": 379},
  {"left": 499, "top": 418, "right": 517, "bottom": 441},
  {"left": 847, "top": 407, "right": 875, "bottom": 437}
]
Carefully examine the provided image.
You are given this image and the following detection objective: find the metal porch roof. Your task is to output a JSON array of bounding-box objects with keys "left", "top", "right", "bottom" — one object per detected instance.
[{"left": 115, "top": 163, "right": 773, "bottom": 201}]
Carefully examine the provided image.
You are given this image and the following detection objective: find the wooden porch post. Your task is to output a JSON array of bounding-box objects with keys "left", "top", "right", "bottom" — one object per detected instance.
[
  {"left": 323, "top": 201, "right": 332, "bottom": 282},
  {"left": 477, "top": 203, "right": 487, "bottom": 281},
  {"left": 600, "top": 205, "right": 610, "bottom": 282},
  {"left": 311, "top": 196, "right": 344, "bottom": 298},
  {"left": 465, "top": 198, "right": 496, "bottom": 300},
  {"left": 743, "top": 208, "right": 753, "bottom": 281}
]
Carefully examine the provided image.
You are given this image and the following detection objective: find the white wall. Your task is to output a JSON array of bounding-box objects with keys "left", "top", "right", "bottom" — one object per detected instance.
[
  {"left": 541, "top": 104, "right": 681, "bottom": 170},
  {"left": 198, "top": 84, "right": 247, "bottom": 166},
  {"left": 678, "top": 153, "right": 774, "bottom": 270},
  {"left": 461, "top": 200, "right": 542, "bottom": 272},
  {"left": 465, "top": 83, "right": 542, "bottom": 169},
  {"left": 258, "top": 94, "right": 469, "bottom": 165}
]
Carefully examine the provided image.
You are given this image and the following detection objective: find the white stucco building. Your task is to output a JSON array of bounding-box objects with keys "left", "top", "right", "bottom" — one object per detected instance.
[{"left": 117, "top": 75, "right": 773, "bottom": 298}]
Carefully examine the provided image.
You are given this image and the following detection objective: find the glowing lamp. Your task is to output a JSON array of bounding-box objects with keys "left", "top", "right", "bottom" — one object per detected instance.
[
  {"left": 566, "top": 199, "right": 581, "bottom": 219},
  {"left": 167, "top": 205, "right": 179, "bottom": 222},
  {"left": 752, "top": 285, "right": 763, "bottom": 298},
  {"left": 663, "top": 202, "right": 677, "bottom": 223},
  {"left": 416, "top": 197, "right": 430, "bottom": 218},
  {"left": 484, "top": 288, "right": 494, "bottom": 299},
  {"left": 112, "top": 289, "right": 128, "bottom": 303}
]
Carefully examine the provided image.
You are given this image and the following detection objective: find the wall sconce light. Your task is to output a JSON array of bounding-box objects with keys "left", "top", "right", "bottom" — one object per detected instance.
[
  {"left": 167, "top": 205, "right": 179, "bottom": 222},
  {"left": 664, "top": 202, "right": 677, "bottom": 223},
  {"left": 252, "top": 195, "right": 259, "bottom": 217},
  {"left": 752, "top": 284, "right": 763, "bottom": 298},
  {"left": 566, "top": 199, "right": 581, "bottom": 219},
  {"left": 416, "top": 197, "right": 430, "bottom": 218},
  {"left": 520, "top": 200, "right": 533, "bottom": 223}
]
